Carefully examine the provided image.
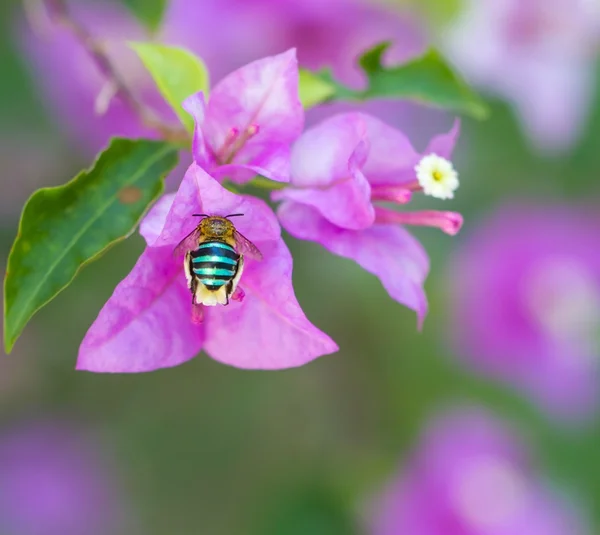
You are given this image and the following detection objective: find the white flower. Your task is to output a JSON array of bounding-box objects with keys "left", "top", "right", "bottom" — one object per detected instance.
[{"left": 415, "top": 153, "right": 459, "bottom": 200}]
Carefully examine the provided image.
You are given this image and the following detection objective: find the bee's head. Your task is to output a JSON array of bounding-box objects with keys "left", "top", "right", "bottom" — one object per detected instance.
[{"left": 195, "top": 213, "right": 243, "bottom": 238}]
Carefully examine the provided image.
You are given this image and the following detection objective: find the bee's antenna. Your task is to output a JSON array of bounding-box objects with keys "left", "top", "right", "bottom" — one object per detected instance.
[
  {"left": 192, "top": 213, "right": 210, "bottom": 218},
  {"left": 225, "top": 213, "right": 244, "bottom": 218}
]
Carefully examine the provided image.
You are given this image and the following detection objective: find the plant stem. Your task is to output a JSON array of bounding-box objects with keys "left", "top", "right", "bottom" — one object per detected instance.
[{"left": 41, "top": 0, "right": 189, "bottom": 144}]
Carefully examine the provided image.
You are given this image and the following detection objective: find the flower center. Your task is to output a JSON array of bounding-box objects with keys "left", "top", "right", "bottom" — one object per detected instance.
[
  {"left": 216, "top": 124, "right": 260, "bottom": 165},
  {"left": 415, "top": 153, "right": 459, "bottom": 200},
  {"left": 452, "top": 456, "right": 529, "bottom": 531},
  {"left": 367, "top": 154, "right": 462, "bottom": 235},
  {"left": 523, "top": 256, "right": 600, "bottom": 357}
]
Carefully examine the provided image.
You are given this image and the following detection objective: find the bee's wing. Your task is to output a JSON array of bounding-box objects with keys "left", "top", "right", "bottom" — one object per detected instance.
[
  {"left": 173, "top": 227, "right": 202, "bottom": 257},
  {"left": 233, "top": 229, "right": 263, "bottom": 260}
]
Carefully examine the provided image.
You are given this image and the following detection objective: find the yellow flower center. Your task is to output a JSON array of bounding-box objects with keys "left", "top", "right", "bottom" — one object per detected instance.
[{"left": 433, "top": 169, "right": 443, "bottom": 182}]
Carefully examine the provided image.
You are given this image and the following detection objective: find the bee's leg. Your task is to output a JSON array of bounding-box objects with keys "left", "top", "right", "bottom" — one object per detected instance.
[
  {"left": 184, "top": 252, "right": 203, "bottom": 323},
  {"left": 228, "top": 256, "right": 245, "bottom": 304},
  {"left": 224, "top": 281, "right": 234, "bottom": 306},
  {"left": 184, "top": 252, "right": 194, "bottom": 292},
  {"left": 190, "top": 278, "right": 197, "bottom": 304}
]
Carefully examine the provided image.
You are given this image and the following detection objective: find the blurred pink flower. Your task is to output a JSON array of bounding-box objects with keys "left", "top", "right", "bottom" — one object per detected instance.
[
  {"left": 161, "top": 0, "right": 424, "bottom": 86},
  {"left": 183, "top": 49, "right": 303, "bottom": 183},
  {"left": 0, "top": 420, "right": 129, "bottom": 535},
  {"left": 19, "top": 0, "right": 161, "bottom": 151},
  {"left": 19, "top": 0, "right": 425, "bottom": 155},
  {"left": 443, "top": 0, "right": 600, "bottom": 152},
  {"left": 371, "top": 408, "right": 589, "bottom": 535},
  {"left": 274, "top": 113, "right": 462, "bottom": 325},
  {"left": 447, "top": 203, "right": 600, "bottom": 420},
  {"left": 78, "top": 164, "right": 337, "bottom": 372}
]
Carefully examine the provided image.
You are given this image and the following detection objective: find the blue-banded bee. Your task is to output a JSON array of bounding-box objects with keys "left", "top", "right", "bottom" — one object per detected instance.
[{"left": 174, "top": 214, "right": 262, "bottom": 307}]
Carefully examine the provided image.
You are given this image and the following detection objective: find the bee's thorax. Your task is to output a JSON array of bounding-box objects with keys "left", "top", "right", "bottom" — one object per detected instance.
[{"left": 199, "top": 216, "right": 235, "bottom": 241}]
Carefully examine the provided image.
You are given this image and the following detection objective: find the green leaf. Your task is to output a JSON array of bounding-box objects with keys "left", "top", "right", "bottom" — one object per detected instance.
[
  {"left": 3, "top": 138, "right": 179, "bottom": 353},
  {"left": 416, "top": 0, "right": 462, "bottom": 26},
  {"left": 122, "top": 0, "right": 168, "bottom": 33},
  {"left": 130, "top": 42, "right": 210, "bottom": 133},
  {"left": 298, "top": 69, "right": 336, "bottom": 108},
  {"left": 299, "top": 43, "right": 489, "bottom": 119},
  {"left": 245, "top": 176, "right": 286, "bottom": 191}
]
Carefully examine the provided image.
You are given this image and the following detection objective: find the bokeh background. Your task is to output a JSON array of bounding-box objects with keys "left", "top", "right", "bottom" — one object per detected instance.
[{"left": 1, "top": 0, "right": 600, "bottom": 533}]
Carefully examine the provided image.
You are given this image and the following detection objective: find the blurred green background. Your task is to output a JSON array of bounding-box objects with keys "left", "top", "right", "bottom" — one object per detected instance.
[{"left": 1, "top": 0, "right": 600, "bottom": 533}]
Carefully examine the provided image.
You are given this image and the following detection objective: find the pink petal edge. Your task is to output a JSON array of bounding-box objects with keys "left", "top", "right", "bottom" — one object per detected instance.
[
  {"left": 203, "top": 239, "right": 339, "bottom": 369},
  {"left": 77, "top": 246, "right": 204, "bottom": 373},
  {"left": 278, "top": 201, "right": 430, "bottom": 326},
  {"left": 423, "top": 118, "right": 461, "bottom": 160},
  {"left": 182, "top": 91, "right": 213, "bottom": 168},
  {"left": 204, "top": 48, "right": 303, "bottom": 181}
]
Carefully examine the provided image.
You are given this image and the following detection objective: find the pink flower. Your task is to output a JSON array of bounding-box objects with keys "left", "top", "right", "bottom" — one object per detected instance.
[
  {"left": 162, "top": 0, "right": 424, "bottom": 86},
  {"left": 371, "top": 408, "right": 590, "bottom": 535},
  {"left": 443, "top": 0, "right": 600, "bottom": 152},
  {"left": 77, "top": 164, "right": 337, "bottom": 372},
  {"left": 447, "top": 202, "right": 600, "bottom": 421},
  {"left": 18, "top": 1, "right": 160, "bottom": 151},
  {"left": 19, "top": 0, "right": 425, "bottom": 155},
  {"left": 273, "top": 113, "right": 462, "bottom": 325},
  {"left": 183, "top": 49, "right": 303, "bottom": 183},
  {"left": 0, "top": 420, "right": 131, "bottom": 535}
]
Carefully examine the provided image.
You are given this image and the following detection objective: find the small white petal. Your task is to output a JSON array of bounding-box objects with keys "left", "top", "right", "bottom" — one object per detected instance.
[{"left": 415, "top": 153, "right": 459, "bottom": 200}]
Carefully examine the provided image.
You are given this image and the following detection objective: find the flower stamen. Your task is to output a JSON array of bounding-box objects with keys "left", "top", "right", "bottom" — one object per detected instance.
[
  {"left": 218, "top": 124, "right": 261, "bottom": 164},
  {"left": 216, "top": 127, "right": 240, "bottom": 163},
  {"left": 246, "top": 123, "right": 260, "bottom": 136}
]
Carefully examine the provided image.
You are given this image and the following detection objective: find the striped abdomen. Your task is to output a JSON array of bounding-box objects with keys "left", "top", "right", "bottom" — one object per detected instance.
[{"left": 190, "top": 241, "right": 240, "bottom": 291}]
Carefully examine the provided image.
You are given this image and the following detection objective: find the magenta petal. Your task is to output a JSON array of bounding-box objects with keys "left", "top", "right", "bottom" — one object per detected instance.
[
  {"left": 139, "top": 193, "right": 176, "bottom": 245},
  {"left": 274, "top": 113, "right": 374, "bottom": 229},
  {"left": 203, "top": 239, "right": 338, "bottom": 369},
  {"left": 182, "top": 92, "right": 213, "bottom": 168},
  {"left": 274, "top": 144, "right": 374, "bottom": 230},
  {"left": 77, "top": 247, "right": 203, "bottom": 372},
  {"left": 287, "top": 113, "right": 368, "bottom": 188},
  {"left": 359, "top": 113, "right": 421, "bottom": 187},
  {"left": 151, "top": 163, "right": 280, "bottom": 249},
  {"left": 211, "top": 144, "right": 293, "bottom": 184},
  {"left": 205, "top": 48, "right": 303, "bottom": 182},
  {"left": 272, "top": 168, "right": 374, "bottom": 230},
  {"left": 142, "top": 164, "right": 202, "bottom": 248},
  {"left": 423, "top": 118, "right": 461, "bottom": 159},
  {"left": 278, "top": 202, "right": 430, "bottom": 325}
]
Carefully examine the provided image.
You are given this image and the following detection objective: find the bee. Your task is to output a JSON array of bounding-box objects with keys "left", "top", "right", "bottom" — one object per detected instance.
[{"left": 174, "top": 213, "right": 262, "bottom": 307}]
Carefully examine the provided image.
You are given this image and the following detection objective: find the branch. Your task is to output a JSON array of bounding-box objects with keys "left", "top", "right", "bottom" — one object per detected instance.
[{"left": 42, "top": 0, "right": 189, "bottom": 144}]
